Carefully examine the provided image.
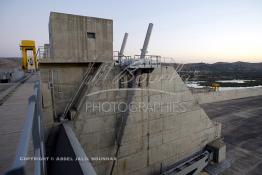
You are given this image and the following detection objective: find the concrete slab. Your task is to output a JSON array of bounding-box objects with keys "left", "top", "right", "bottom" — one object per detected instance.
[
  {"left": 70, "top": 66, "right": 221, "bottom": 175},
  {"left": 202, "top": 95, "right": 262, "bottom": 174}
]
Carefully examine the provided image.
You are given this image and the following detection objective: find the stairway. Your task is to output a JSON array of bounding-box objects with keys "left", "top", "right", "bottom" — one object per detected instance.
[{"left": 61, "top": 63, "right": 101, "bottom": 120}]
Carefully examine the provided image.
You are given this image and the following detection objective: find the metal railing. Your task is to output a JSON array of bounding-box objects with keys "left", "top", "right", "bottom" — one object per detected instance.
[
  {"left": 5, "top": 80, "right": 46, "bottom": 175},
  {"left": 36, "top": 46, "right": 45, "bottom": 59},
  {"left": 37, "top": 45, "right": 50, "bottom": 59},
  {"left": 114, "top": 53, "right": 161, "bottom": 69},
  {"left": 61, "top": 63, "right": 96, "bottom": 120}
]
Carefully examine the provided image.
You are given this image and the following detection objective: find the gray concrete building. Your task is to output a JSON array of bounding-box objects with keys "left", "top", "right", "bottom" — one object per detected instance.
[{"left": 49, "top": 12, "right": 113, "bottom": 62}]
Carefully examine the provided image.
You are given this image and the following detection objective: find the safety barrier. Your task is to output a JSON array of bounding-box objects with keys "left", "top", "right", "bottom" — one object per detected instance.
[{"left": 5, "top": 81, "right": 46, "bottom": 175}]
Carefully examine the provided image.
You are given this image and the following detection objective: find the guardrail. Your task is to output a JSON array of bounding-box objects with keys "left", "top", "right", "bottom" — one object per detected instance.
[
  {"left": 114, "top": 55, "right": 161, "bottom": 69},
  {"left": 4, "top": 80, "right": 97, "bottom": 175},
  {"left": 5, "top": 81, "right": 46, "bottom": 175}
]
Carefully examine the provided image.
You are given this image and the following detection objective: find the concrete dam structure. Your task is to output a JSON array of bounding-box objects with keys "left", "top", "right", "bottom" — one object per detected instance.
[
  {"left": 39, "top": 12, "right": 225, "bottom": 175},
  {"left": 1, "top": 12, "right": 239, "bottom": 175}
]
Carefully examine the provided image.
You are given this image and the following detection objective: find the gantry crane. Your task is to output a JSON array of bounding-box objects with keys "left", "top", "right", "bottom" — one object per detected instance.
[
  {"left": 212, "top": 82, "right": 220, "bottom": 91},
  {"left": 20, "top": 40, "right": 38, "bottom": 71}
]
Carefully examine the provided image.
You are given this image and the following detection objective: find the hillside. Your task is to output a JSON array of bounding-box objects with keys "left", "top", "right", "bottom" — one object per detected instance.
[
  {"left": 0, "top": 57, "right": 21, "bottom": 69},
  {"left": 181, "top": 61, "right": 262, "bottom": 73},
  {"left": 177, "top": 62, "right": 262, "bottom": 81}
]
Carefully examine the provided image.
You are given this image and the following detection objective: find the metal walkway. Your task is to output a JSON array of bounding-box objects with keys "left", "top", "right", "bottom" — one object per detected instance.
[{"left": 0, "top": 73, "right": 39, "bottom": 174}]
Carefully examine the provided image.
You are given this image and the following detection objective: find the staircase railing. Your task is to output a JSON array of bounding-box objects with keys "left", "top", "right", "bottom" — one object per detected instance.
[{"left": 61, "top": 63, "right": 99, "bottom": 120}]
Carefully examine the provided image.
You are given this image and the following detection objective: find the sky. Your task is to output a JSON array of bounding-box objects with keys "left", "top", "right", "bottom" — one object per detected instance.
[{"left": 0, "top": 0, "right": 262, "bottom": 63}]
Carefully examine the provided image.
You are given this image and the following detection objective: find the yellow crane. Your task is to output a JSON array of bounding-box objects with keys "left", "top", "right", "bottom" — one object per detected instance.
[
  {"left": 20, "top": 40, "right": 38, "bottom": 71},
  {"left": 211, "top": 82, "right": 220, "bottom": 91}
]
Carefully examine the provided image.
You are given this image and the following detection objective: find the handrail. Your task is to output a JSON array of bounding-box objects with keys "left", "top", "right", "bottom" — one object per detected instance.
[
  {"left": 61, "top": 63, "right": 96, "bottom": 120},
  {"left": 36, "top": 46, "right": 45, "bottom": 59},
  {"left": 5, "top": 80, "right": 46, "bottom": 175}
]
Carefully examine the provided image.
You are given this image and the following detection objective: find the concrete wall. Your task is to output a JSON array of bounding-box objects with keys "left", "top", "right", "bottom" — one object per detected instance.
[
  {"left": 49, "top": 12, "right": 113, "bottom": 62},
  {"left": 71, "top": 65, "right": 221, "bottom": 175},
  {"left": 194, "top": 87, "right": 262, "bottom": 104},
  {"left": 40, "top": 63, "right": 96, "bottom": 119},
  {"left": 41, "top": 12, "right": 223, "bottom": 174}
]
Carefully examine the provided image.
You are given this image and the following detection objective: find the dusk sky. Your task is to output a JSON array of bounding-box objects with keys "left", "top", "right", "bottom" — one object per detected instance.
[{"left": 1, "top": 0, "right": 262, "bottom": 63}]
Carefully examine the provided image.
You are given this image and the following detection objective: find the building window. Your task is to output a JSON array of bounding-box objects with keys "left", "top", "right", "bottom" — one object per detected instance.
[{"left": 87, "top": 32, "right": 96, "bottom": 39}]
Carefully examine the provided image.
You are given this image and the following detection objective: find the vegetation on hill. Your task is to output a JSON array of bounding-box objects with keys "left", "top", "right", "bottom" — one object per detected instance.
[{"left": 178, "top": 61, "right": 262, "bottom": 82}]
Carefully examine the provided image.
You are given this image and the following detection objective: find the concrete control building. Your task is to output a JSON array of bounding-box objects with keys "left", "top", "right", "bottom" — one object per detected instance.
[
  {"left": 49, "top": 12, "right": 113, "bottom": 62},
  {"left": 39, "top": 12, "right": 226, "bottom": 175}
]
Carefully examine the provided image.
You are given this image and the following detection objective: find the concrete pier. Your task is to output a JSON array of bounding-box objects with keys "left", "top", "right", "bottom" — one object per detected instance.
[
  {"left": 40, "top": 12, "right": 225, "bottom": 175},
  {"left": 194, "top": 87, "right": 262, "bottom": 104}
]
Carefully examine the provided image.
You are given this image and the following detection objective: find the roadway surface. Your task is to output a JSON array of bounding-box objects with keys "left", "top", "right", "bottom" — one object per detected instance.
[
  {"left": 0, "top": 73, "right": 38, "bottom": 174},
  {"left": 202, "top": 95, "right": 262, "bottom": 175}
]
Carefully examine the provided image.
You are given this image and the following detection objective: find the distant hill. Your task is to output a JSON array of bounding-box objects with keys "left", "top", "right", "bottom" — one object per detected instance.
[
  {"left": 0, "top": 57, "right": 21, "bottom": 69},
  {"left": 180, "top": 62, "right": 262, "bottom": 73},
  {"left": 175, "top": 62, "right": 262, "bottom": 80},
  {"left": 1, "top": 57, "right": 261, "bottom": 79}
]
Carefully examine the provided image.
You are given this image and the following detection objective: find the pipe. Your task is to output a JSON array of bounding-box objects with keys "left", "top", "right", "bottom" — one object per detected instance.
[
  {"left": 119, "top": 33, "right": 128, "bottom": 57},
  {"left": 140, "top": 23, "right": 153, "bottom": 59}
]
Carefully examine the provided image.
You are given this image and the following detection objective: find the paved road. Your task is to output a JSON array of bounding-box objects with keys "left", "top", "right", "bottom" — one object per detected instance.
[
  {"left": 202, "top": 95, "right": 262, "bottom": 175},
  {"left": 0, "top": 74, "right": 38, "bottom": 174}
]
